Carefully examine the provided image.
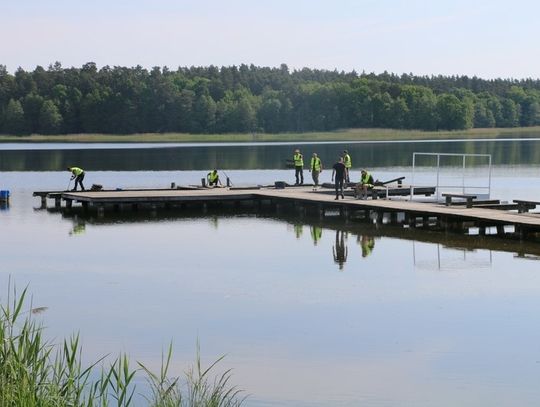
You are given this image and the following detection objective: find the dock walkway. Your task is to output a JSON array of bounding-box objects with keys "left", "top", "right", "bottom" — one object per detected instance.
[{"left": 33, "top": 185, "right": 540, "bottom": 239}]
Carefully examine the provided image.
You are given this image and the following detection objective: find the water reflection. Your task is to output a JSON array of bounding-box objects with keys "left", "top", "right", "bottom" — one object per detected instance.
[
  {"left": 53, "top": 204, "right": 540, "bottom": 271},
  {"left": 358, "top": 235, "right": 376, "bottom": 258},
  {"left": 332, "top": 230, "right": 348, "bottom": 270},
  {"left": 293, "top": 223, "right": 303, "bottom": 239},
  {"left": 310, "top": 226, "right": 322, "bottom": 246},
  {"left": 69, "top": 219, "right": 87, "bottom": 236},
  {"left": 4, "top": 138, "right": 540, "bottom": 171}
]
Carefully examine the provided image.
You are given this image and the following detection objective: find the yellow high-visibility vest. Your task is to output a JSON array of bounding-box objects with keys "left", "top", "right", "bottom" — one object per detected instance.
[
  {"left": 208, "top": 171, "right": 219, "bottom": 182},
  {"left": 310, "top": 157, "right": 321, "bottom": 171},
  {"left": 343, "top": 154, "right": 352, "bottom": 168},
  {"left": 293, "top": 153, "right": 304, "bottom": 167},
  {"left": 70, "top": 167, "right": 84, "bottom": 176}
]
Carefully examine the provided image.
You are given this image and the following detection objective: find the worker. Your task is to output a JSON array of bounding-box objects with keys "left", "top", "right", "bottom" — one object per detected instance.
[
  {"left": 293, "top": 149, "right": 304, "bottom": 185},
  {"left": 331, "top": 157, "right": 346, "bottom": 200},
  {"left": 309, "top": 153, "right": 323, "bottom": 188},
  {"left": 67, "top": 166, "right": 85, "bottom": 191},
  {"left": 207, "top": 169, "right": 222, "bottom": 187},
  {"left": 355, "top": 169, "right": 374, "bottom": 200},
  {"left": 343, "top": 150, "right": 352, "bottom": 183}
]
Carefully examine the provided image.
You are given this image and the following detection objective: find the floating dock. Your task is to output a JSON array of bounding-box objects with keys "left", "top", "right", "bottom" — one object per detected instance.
[{"left": 33, "top": 184, "right": 540, "bottom": 240}]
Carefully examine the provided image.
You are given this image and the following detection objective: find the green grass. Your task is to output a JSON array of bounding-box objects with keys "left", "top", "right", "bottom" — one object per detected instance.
[
  {"left": 1, "top": 126, "right": 540, "bottom": 143},
  {"left": 0, "top": 285, "right": 245, "bottom": 407}
]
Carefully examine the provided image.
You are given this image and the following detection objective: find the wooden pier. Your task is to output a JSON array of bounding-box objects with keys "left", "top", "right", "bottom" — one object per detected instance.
[{"left": 33, "top": 185, "right": 540, "bottom": 240}]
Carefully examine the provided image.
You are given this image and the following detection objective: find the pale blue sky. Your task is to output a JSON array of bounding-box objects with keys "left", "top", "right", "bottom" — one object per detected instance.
[{"left": 1, "top": 0, "right": 539, "bottom": 78}]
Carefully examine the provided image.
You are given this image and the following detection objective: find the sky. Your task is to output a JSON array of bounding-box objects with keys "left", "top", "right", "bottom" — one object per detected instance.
[{"left": 1, "top": 0, "right": 539, "bottom": 79}]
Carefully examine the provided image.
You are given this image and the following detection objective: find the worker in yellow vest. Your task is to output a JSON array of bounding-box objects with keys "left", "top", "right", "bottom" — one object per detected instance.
[
  {"left": 309, "top": 152, "right": 323, "bottom": 188},
  {"left": 343, "top": 150, "right": 352, "bottom": 182},
  {"left": 355, "top": 169, "right": 374, "bottom": 200},
  {"left": 207, "top": 169, "right": 222, "bottom": 187},
  {"left": 67, "top": 166, "right": 85, "bottom": 191},
  {"left": 293, "top": 149, "right": 304, "bottom": 185}
]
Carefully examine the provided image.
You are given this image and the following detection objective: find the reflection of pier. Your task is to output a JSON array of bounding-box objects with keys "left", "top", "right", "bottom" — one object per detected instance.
[{"left": 33, "top": 186, "right": 540, "bottom": 240}]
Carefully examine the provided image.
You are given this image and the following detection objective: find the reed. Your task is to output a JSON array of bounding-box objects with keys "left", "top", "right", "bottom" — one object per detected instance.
[
  {"left": 1, "top": 126, "right": 540, "bottom": 143},
  {"left": 0, "top": 286, "right": 245, "bottom": 406}
]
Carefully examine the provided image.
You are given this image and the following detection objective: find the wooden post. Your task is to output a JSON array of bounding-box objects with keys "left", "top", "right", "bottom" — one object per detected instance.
[
  {"left": 55, "top": 197, "right": 61, "bottom": 209},
  {"left": 82, "top": 201, "right": 89, "bottom": 212},
  {"left": 201, "top": 178, "right": 206, "bottom": 187},
  {"left": 227, "top": 177, "right": 231, "bottom": 187},
  {"left": 497, "top": 225, "right": 505, "bottom": 235},
  {"left": 65, "top": 199, "right": 73, "bottom": 209},
  {"left": 97, "top": 205, "right": 105, "bottom": 218},
  {"left": 171, "top": 182, "right": 176, "bottom": 189},
  {"left": 41, "top": 196, "right": 47, "bottom": 208}
]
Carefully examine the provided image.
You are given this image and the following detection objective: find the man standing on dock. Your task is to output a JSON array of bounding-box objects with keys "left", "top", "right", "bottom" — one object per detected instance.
[
  {"left": 293, "top": 149, "right": 304, "bottom": 185},
  {"left": 309, "top": 153, "right": 322, "bottom": 188},
  {"left": 67, "top": 166, "right": 85, "bottom": 191},
  {"left": 331, "top": 157, "right": 346, "bottom": 200},
  {"left": 343, "top": 150, "right": 352, "bottom": 183}
]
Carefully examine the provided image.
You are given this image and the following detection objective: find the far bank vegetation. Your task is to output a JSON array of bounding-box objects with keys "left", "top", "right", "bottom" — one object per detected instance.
[{"left": 1, "top": 63, "right": 540, "bottom": 137}]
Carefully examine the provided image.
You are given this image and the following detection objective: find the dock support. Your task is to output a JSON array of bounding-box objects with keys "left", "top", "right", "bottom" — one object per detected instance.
[
  {"left": 55, "top": 197, "right": 61, "bottom": 209},
  {"left": 97, "top": 205, "right": 105, "bottom": 219},
  {"left": 41, "top": 196, "right": 47, "bottom": 208},
  {"left": 201, "top": 178, "right": 206, "bottom": 188},
  {"left": 497, "top": 225, "right": 505, "bottom": 235},
  {"left": 171, "top": 182, "right": 176, "bottom": 189},
  {"left": 65, "top": 199, "right": 73, "bottom": 209}
]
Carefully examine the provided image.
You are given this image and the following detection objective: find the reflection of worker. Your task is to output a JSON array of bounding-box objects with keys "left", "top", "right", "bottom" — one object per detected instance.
[
  {"left": 310, "top": 226, "right": 322, "bottom": 245},
  {"left": 355, "top": 169, "right": 374, "bottom": 200},
  {"left": 332, "top": 230, "right": 348, "bottom": 270},
  {"left": 207, "top": 169, "right": 222, "bottom": 187},
  {"left": 67, "top": 167, "right": 85, "bottom": 191},
  {"left": 343, "top": 150, "right": 352, "bottom": 183},
  {"left": 358, "top": 235, "right": 375, "bottom": 257},
  {"left": 309, "top": 153, "right": 323, "bottom": 187},
  {"left": 293, "top": 149, "right": 304, "bottom": 185},
  {"left": 69, "top": 222, "right": 86, "bottom": 236},
  {"left": 294, "top": 223, "right": 303, "bottom": 239}
]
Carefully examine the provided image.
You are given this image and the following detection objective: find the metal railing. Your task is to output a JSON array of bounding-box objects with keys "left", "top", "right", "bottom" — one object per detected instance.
[{"left": 411, "top": 152, "right": 492, "bottom": 201}]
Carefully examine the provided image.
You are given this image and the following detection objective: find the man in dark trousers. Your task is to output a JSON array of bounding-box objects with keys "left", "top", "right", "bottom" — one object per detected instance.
[
  {"left": 67, "top": 166, "right": 85, "bottom": 191},
  {"left": 331, "top": 157, "right": 346, "bottom": 200},
  {"left": 293, "top": 149, "right": 304, "bottom": 185}
]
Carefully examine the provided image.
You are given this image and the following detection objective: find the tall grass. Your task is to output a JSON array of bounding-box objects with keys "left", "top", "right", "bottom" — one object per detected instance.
[
  {"left": 1, "top": 125, "right": 540, "bottom": 143},
  {"left": 0, "top": 286, "right": 245, "bottom": 406}
]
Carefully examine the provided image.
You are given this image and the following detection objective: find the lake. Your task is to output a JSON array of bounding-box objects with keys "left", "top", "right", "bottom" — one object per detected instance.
[{"left": 1, "top": 139, "right": 540, "bottom": 406}]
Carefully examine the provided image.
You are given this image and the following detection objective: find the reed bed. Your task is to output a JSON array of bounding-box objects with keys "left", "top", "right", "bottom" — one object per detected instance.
[{"left": 0, "top": 287, "right": 245, "bottom": 406}]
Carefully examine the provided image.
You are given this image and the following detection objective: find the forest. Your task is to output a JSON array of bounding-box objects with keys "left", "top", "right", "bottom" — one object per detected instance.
[{"left": 1, "top": 62, "right": 540, "bottom": 135}]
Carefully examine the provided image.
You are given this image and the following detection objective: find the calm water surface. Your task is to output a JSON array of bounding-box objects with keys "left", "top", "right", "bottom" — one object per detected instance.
[{"left": 1, "top": 140, "right": 540, "bottom": 406}]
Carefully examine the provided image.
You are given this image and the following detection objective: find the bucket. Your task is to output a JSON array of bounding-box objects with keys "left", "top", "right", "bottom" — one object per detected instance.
[
  {"left": 0, "top": 190, "right": 10, "bottom": 201},
  {"left": 274, "top": 181, "right": 286, "bottom": 189}
]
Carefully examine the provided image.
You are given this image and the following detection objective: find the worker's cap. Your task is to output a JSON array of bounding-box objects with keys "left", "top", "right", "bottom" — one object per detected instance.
[
  {"left": 361, "top": 169, "right": 367, "bottom": 173},
  {"left": 343, "top": 150, "right": 348, "bottom": 153},
  {"left": 294, "top": 149, "right": 300, "bottom": 152},
  {"left": 312, "top": 152, "right": 317, "bottom": 156}
]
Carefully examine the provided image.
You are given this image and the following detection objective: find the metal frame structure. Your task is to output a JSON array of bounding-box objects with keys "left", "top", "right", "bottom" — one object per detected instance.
[{"left": 411, "top": 152, "right": 492, "bottom": 201}]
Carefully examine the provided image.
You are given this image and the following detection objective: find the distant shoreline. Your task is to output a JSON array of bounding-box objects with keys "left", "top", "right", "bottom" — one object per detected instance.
[{"left": 1, "top": 127, "right": 539, "bottom": 143}]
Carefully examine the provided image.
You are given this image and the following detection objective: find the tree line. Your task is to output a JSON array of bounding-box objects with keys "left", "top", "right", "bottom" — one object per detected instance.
[{"left": 1, "top": 62, "right": 540, "bottom": 135}]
